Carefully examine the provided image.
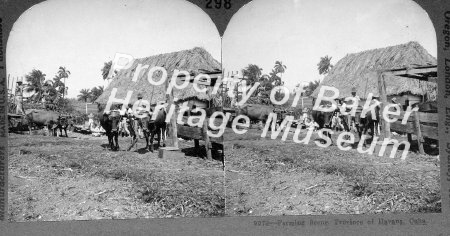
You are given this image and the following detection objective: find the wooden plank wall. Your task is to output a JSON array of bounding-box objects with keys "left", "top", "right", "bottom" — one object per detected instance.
[{"left": 387, "top": 110, "right": 438, "bottom": 154}]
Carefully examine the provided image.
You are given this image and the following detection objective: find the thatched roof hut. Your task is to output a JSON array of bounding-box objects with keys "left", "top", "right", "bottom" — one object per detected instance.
[
  {"left": 311, "top": 41, "right": 436, "bottom": 100},
  {"left": 95, "top": 47, "right": 221, "bottom": 106}
]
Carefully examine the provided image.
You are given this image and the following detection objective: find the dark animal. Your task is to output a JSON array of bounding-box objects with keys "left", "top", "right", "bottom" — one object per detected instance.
[
  {"left": 127, "top": 106, "right": 167, "bottom": 152},
  {"left": 354, "top": 105, "right": 381, "bottom": 146},
  {"left": 99, "top": 111, "right": 121, "bottom": 151},
  {"left": 26, "top": 109, "right": 62, "bottom": 136},
  {"left": 235, "top": 104, "right": 275, "bottom": 128},
  {"left": 142, "top": 107, "right": 167, "bottom": 152},
  {"left": 311, "top": 106, "right": 335, "bottom": 144},
  {"left": 49, "top": 115, "right": 71, "bottom": 137}
]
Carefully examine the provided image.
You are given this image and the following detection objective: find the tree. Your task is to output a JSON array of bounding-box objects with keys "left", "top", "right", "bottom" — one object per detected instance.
[
  {"left": 317, "top": 56, "right": 333, "bottom": 75},
  {"left": 24, "top": 69, "right": 47, "bottom": 102},
  {"left": 242, "top": 64, "right": 263, "bottom": 86},
  {"left": 42, "top": 80, "right": 58, "bottom": 103},
  {"left": 269, "top": 61, "right": 287, "bottom": 103},
  {"left": 274, "top": 61, "right": 287, "bottom": 79},
  {"left": 57, "top": 66, "right": 70, "bottom": 98},
  {"left": 257, "top": 74, "right": 273, "bottom": 105},
  {"left": 303, "top": 80, "right": 320, "bottom": 97},
  {"left": 90, "top": 86, "right": 104, "bottom": 101},
  {"left": 52, "top": 75, "right": 65, "bottom": 95},
  {"left": 77, "top": 89, "right": 92, "bottom": 102},
  {"left": 101, "top": 61, "right": 113, "bottom": 80}
]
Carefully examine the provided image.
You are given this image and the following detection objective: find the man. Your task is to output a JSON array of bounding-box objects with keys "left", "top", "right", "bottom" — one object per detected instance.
[
  {"left": 87, "top": 113, "right": 95, "bottom": 130},
  {"left": 15, "top": 81, "right": 25, "bottom": 114},
  {"left": 133, "top": 93, "right": 150, "bottom": 139},
  {"left": 344, "top": 87, "right": 361, "bottom": 132},
  {"left": 391, "top": 97, "right": 402, "bottom": 111},
  {"left": 301, "top": 107, "right": 309, "bottom": 124},
  {"left": 118, "top": 116, "right": 130, "bottom": 137}
]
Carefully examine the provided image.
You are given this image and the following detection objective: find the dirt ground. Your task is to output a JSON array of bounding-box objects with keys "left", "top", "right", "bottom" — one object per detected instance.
[
  {"left": 8, "top": 131, "right": 224, "bottom": 222},
  {"left": 224, "top": 126, "right": 441, "bottom": 216}
]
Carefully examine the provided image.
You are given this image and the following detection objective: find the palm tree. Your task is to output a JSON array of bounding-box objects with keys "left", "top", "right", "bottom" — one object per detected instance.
[
  {"left": 24, "top": 69, "right": 46, "bottom": 102},
  {"left": 317, "top": 56, "right": 333, "bottom": 75},
  {"left": 101, "top": 61, "right": 113, "bottom": 80},
  {"left": 274, "top": 61, "right": 287, "bottom": 79},
  {"left": 52, "top": 75, "right": 65, "bottom": 95},
  {"left": 57, "top": 66, "right": 70, "bottom": 98},
  {"left": 77, "top": 89, "right": 92, "bottom": 102}
]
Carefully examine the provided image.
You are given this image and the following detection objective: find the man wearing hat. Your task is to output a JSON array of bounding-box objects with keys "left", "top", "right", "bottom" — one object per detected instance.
[
  {"left": 343, "top": 87, "right": 361, "bottom": 132},
  {"left": 132, "top": 93, "right": 150, "bottom": 139}
]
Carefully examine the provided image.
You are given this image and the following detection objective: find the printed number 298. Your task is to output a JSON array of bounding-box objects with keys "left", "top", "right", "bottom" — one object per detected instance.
[{"left": 206, "top": 0, "right": 231, "bottom": 9}]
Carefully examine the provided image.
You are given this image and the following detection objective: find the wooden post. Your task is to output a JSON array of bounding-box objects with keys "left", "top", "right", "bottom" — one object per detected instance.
[
  {"left": 166, "top": 78, "right": 178, "bottom": 149},
  {"left": 413, "top": 110, "right": 425, "bottom": 154},
  {"left": 378, "top": 72, "right": 390, "bottom": 140},
  {"left": 203, "top": 118, "right": 212, "bottom": 160}
]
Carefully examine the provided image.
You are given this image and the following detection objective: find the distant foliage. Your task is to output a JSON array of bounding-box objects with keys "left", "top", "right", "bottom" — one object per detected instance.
[
  {"left": 91, "top": 86, "right": 104, "bottom": 102},
  {"left": 24, "top": 69, "right": 47, "bottom": 102},
  {"left": 303, "top": 80, "right": 320, "bottom": 97},
  {"left": 242, "top": 64, "right": 262, "bottom": 86},
  {"left": 102, "top": 61, "right": 113, "bottom": 80},
  {"left": 77, "top": 88, "right": 92, "bottom": 102},
  {"left": 317, "top": 55, "right": 333, "bottom": 75}
]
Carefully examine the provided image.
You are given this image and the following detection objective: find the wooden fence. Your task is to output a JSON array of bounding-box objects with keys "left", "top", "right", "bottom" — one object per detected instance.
[
  {"left": 175, "top": 116, "right": 224, "bottom": 160},
  {"left": 387, "top": 110, "right": 438, "bottom": 154}
]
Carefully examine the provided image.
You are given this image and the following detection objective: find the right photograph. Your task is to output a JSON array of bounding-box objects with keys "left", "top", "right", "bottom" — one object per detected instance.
[{"left": 222, "top": 0, "right": 440, "bottom": 216}]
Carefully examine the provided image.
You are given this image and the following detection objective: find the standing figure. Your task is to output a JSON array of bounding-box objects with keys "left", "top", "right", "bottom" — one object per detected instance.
[
  {"left": 134, "top": 93, "right": 150, "bottom": 139},
  {"left": 15, "top": 81, "right": 25, "bottom": 115},
  {"left": 87, "top": 113, "right": 95, "bottom": 130},
  {"left": 119, "top": 116, "right": 130, "bottom": 137},
  {"left": 344, "top": 87, "right": 361, "bottom": 132}
]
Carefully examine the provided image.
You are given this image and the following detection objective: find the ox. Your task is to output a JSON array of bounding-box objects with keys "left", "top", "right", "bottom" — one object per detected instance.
[
  {"left": 311, "top": 107, "right": 334, "bottom": 144},
  {"left": 26, "top": 109, "right": 65, "bottom": 136},
  {"left": 353, "top": 101, "right": 381, "bottom": 147},
  {"left": 142, "top": 107, "right": 167, "bottom": 152},
  {"left": 127, "top": 106, "right": 167, "bottom": 152},
  {"left": 53, "top": 115, "right": 71, "bottom": 137},
  {"left": 99, "top": 111, "right": 121, "bottom": 151},
  {"left": 235, "top": 104, "right": 275, "bottom": 129}
]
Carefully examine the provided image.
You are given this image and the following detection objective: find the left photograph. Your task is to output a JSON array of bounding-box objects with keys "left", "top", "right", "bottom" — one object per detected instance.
[{"left": 6, "top": 0, "right": 224, "bottom": 221}]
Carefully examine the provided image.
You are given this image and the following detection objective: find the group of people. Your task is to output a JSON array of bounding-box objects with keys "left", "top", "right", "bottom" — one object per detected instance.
[
  {"left": 99, "top": 93, "right": 159, "bottom": 138},
  {"left": 299, "top": 87, "right": 408, "bottom": 133}
]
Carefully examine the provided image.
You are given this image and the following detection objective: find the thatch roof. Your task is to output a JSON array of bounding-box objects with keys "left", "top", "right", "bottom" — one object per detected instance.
[
  {"left": 95, "top": 47, "right": 221, "bottom": 105},
  {"left": 311, "top": 41, "right": 437, "bottom": 99}
]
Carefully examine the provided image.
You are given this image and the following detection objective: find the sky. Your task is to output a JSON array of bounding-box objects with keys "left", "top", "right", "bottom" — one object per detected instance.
[
  {"left": 7, "top": 0, "right": 436, "bottom": 98},
  {"left": 222, "top": 0, "right": 437, "bottom": 92},
  {"left": 6, "top": 0, "right": 221, "bottom": 98}
]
